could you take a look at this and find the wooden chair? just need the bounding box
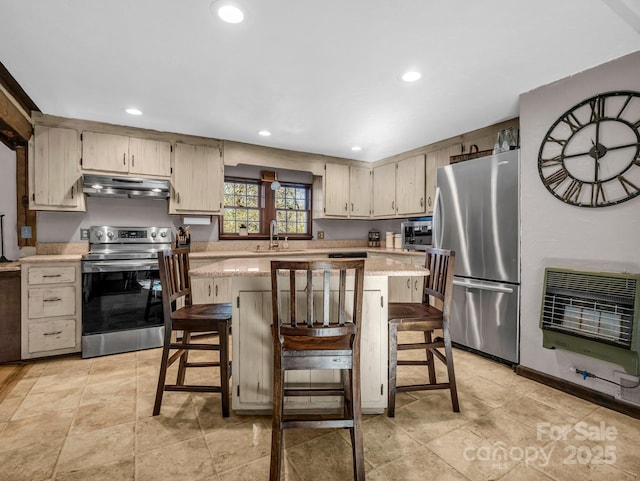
[269,259,366,481]
[387,247,459,416]
[153,248,232,417]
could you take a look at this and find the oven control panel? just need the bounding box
[89,226,173,244]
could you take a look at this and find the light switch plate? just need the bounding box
[21,226,32,239]
[80,229,90,240]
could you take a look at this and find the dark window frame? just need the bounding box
[220,176,313,240]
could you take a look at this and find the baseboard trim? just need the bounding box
[516,365,640,420]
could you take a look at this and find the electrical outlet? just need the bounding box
[80,229,90,240]
[20,226,32,239]
[317,231,324,239]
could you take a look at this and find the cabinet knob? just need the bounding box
[123,153,126,165]
[351,202,354,212]
[208,285,211,297]
[428,197,432,207]
[215,284,218,297]
[420,197,424,207]
[131,154,135,167]
[344,202,348,212]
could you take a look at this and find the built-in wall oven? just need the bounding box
[401,219,433,251]
[81,226,172,358]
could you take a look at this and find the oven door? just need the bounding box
[81,259,164,358]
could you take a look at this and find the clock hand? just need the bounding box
[562,150,592,160]
[606,141,640,152]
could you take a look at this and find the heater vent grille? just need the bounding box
[541,269,639,349]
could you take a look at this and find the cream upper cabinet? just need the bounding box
[323,163,350,216]
[372,162,397,217]
[349,165,372,218]
[81,131,171,177]
[29,125,85,211]
[170,142,223,214]
[396,154,426,216]
[425,146,457,214]
[323,163,371,218]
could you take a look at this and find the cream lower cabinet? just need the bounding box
[232,276,387,414]
[81,131,171,177]
[170,142,224,214]
[372,253,425,302]
[29,125,85,211]
[21,262,82,359]
[191,277,232,304]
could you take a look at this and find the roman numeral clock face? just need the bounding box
[538,91,640,207]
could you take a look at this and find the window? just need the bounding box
[221,177,312,239]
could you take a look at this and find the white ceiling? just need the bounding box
[1,0,639,162]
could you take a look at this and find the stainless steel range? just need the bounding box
[81,226,173,358]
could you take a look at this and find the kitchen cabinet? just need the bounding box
[169,142,224,214]
[425,146,457,214]
[372,162,397,217]
[323,163,371,218]
[21,261,82,359]
[0,269,21,362]
[396,154,426,216]
[81,131,171,177]
[232,276,387,413]
[29,125,85,211]
[191,278,232,304]
[371,252,425,302]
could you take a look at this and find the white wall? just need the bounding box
[519,50,640,396]
[0,143,18,261]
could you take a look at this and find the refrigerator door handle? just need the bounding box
[453,279,514,294]
[433,186,443,248]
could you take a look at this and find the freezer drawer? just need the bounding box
[450,277,519,364]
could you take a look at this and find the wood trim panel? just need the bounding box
[0,87,32,148]
[16,146,36,247]
[0,62,39,114]
[516,365,640,420]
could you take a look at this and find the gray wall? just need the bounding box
[0,143,18,261]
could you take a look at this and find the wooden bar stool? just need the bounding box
[153,248,232,417]
[387,247,459,416]
[269,259,366,481]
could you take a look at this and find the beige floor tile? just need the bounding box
[43,356,90,375]
[284,431,370,481]
[88,361,139,385]
[218,455,301,481]
[12,386,83,420]
[427,427,519,481]
[464,409,541,447]
[500,393,583,430]
[458,375,524,409]
[53,457,135,481]
[70,395,136,435]
[526,384,600,420]
[136,436,215,481]
[135,397,201,454]
[0,395,22,422]
[373,444,469,481]
[56,422,135,474]
[0,437,63,481]
[0,408,74,453]
[192,392,257,431]
[497,463,555,481]
[30,371,89,394]
[204,417,272,473]
[6,376,37,399]
[81,377,136,406]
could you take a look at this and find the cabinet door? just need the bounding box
[171,142,223,214]
[213,278,232,303]
[372,163,397,217]
[388,276,413,302]
[81,131,130,173]
[323,163,350,217]
[237,291,273,405]
[396,155,426,215]
[30,126,84,211]
[129,137,172,177]
[191,278,213,304]
[349,166,372,218]
[426,147,454,214]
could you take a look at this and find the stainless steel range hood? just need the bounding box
[82,174,170,199]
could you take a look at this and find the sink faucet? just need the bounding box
[269,220,279,250]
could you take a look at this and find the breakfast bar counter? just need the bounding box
[190,256,428,414]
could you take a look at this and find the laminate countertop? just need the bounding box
[190,256,428,278]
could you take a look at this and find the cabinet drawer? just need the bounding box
[27,286,76,318]
[28,318,77,353]
[27,266,76,285]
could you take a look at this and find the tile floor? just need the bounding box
[0,341,639,481]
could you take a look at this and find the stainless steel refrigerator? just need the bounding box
[433,149,520,364]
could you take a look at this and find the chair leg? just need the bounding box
[351,359,365,481]
[387,321,398,417]
[270,359,284,481]
[153,324,172,416]
[219,321,231,417]
[425,330,436,384]
[443,329,460,413]
[176,330,191,386]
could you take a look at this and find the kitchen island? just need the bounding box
[190,256,428,414]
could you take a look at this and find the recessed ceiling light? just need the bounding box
[351,146,362,151]
[217,4,244,23]
[126,108,142,115]
[258,130,271,137]
[402,71,422,82]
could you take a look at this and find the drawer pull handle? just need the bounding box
[43,297,62,302]
[43,331,63,336]
[43,274,62,278]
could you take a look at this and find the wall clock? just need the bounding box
[538,90,640,207]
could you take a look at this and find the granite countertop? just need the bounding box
[190,256,428,278]
[0,261,21,272]
[20,254,83,263]
[189,247,424,260]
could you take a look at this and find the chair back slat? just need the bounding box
[422,248,455,308]
[157,248,192,321]
[271,259,365,345]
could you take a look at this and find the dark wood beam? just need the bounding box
[0,87,32,147]
[15,146,36,247]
